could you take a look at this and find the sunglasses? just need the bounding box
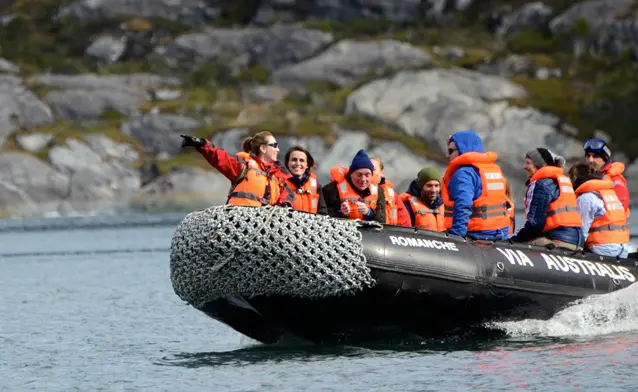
[263,142,279,148]
[447,148,458,155]
[583,138,606,151]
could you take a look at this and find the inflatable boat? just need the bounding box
[169,206,638,344]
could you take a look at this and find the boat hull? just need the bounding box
[195,223,638,344]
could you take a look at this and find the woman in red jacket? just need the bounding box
[180,131,294,207]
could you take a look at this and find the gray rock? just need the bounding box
[16,133,54,152]
[549,0,635,35]
[271,39,431,87]
[121,114,202,156]
[58,0,220,24]
[497,2,554,38]
[84,133,140,163]
[152,89,182,101]
[32,73,180,91]
[0,58,20,74]
[48,138,104,176]
[132,167,229,211]
[47,138,141,205]
[255,0,473,23]
[477,54,533,77]
[85,36,128,64]
[0,153,70,206]
[45,88,144,120]
[344,67,584,184]
[159,25,333,70]
[626,159,638,184]
[210,128,250,153]
[367,140,446,191]
[242,85,291,103]
[0,76,54,147]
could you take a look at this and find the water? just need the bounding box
[2,212,638,392]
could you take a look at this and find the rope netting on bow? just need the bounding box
[169,206,375,308]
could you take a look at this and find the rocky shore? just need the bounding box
[1,0,637,217]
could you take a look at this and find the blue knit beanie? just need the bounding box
[349,149,375,173]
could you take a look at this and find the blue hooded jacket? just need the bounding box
[403,179,444,226]
[447,130,510,240]
[511,178,584,247]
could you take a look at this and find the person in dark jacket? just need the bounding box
[323,149,386,223]
[284,146,328,215]
[511,148,584,250]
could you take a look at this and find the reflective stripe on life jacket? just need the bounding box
[227,152,280,207]
[286,171,320,214]
[575,179,629,246]
[380,181,398,225]
[602,162,630,219]
[400,193,445,231]
[337,179,378,220]
[441,152,510,232]
[527,166,582,232]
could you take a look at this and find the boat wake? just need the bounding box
[490,283,638,338]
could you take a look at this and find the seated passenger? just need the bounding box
[180,131,293,207]
[323,149,386,223]
[583,138,630,218]
[284,146,327,215]
[511,148,584,251]
[569,163,629,258]
[371,156,410,226]
[442,130,510,240]
[400,167,445,231]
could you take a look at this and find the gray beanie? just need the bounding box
[526,148,566,169]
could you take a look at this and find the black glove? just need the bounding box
[180,134,207,148]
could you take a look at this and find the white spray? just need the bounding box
[490,283,638,338]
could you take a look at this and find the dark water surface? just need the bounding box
[2,213,638,391]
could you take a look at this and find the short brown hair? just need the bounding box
[568,162,594,180]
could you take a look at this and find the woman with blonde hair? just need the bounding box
[180,131,294,207]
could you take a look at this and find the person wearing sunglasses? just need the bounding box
[511,148,584,251]
[583,138,630,218]
[283,145,327,215]
[441,130,510,240]
[568,162,629,258]
[180,131,294,208]
[323,149,387,222]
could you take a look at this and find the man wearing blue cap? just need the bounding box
[583,138,630,217]
[323,149,387,222]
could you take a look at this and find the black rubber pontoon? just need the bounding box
[170,206,638,344]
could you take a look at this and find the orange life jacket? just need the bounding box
[526,166,582,232]
[286,171,320,214]
[380,180,398,225]
[441,152,510,232]
[330,165,348,183]
[400,193,445,231]
[602,162,630,218]
[226,152,280,207]
[331,166,378,220]
[575,179,629,247]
